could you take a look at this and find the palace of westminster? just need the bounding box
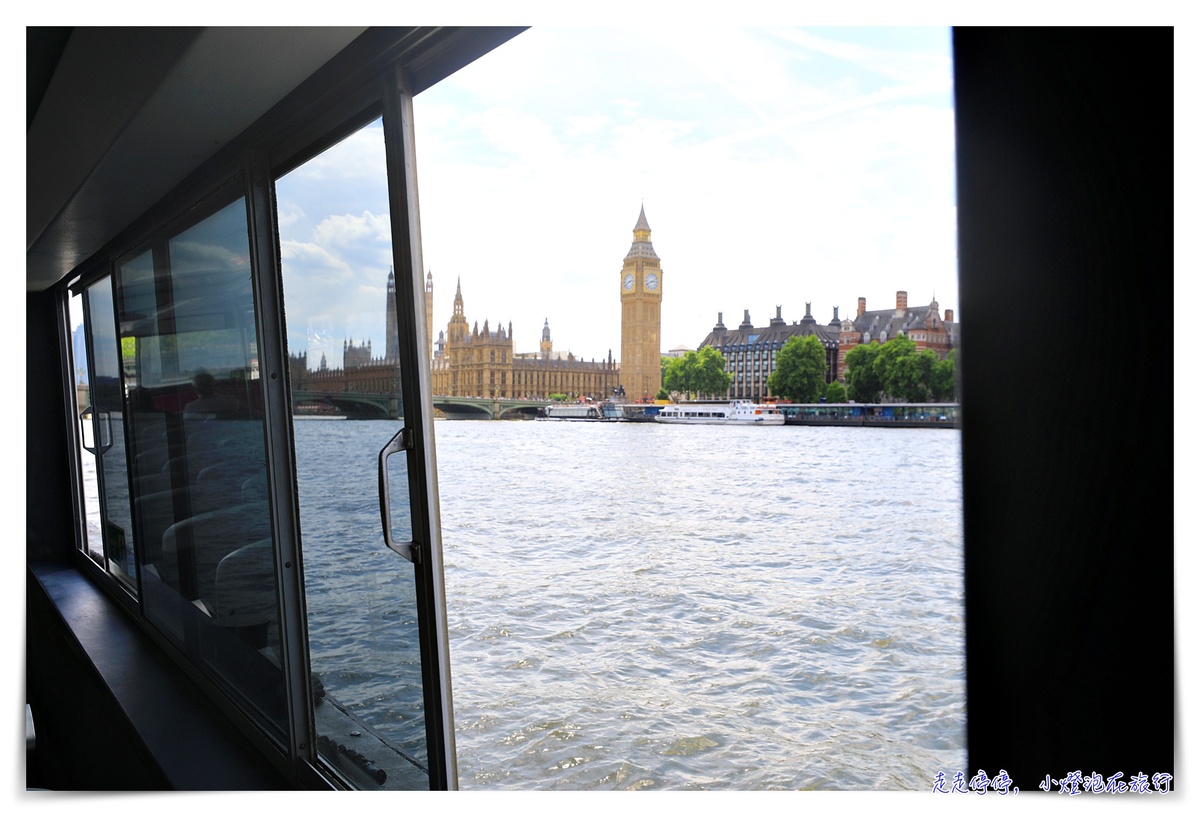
[288,206,957,403]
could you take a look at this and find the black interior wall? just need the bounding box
[954,27,1173,789]
[27,288,75,563]
[27,571,171,790]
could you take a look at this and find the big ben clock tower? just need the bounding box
[620,204,663,401]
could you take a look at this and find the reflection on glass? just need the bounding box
[68,292,104,563]
[117,197,288,744]
[386,446,414,547]
[277,118,430,789]
[83,277,138,588]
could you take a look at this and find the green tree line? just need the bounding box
[767,332,956,403]
[842,333,956,403]
[661,333,956,404]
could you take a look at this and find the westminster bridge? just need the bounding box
[291,390,551,420]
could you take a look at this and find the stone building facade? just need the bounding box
[697,303,840,401]
[430,278,618,400]
[618,205,663,401]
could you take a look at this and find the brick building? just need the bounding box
[836,291,958,379]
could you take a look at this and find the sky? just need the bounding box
[411,26,957,362]
[272,25,957,369]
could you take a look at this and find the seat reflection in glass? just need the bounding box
[183,372,241,419]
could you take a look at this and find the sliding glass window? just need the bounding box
[110,189,288,744]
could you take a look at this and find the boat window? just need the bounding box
[67,294,98,562]
[276,116,433,789]
[119,192,290,744]
[63,186,291,747]
[68,282,131,575]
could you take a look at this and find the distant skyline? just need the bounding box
[412,26,957,362]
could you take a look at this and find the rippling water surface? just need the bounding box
[432,419,964,790]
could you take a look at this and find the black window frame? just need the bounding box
[44,27,525,791]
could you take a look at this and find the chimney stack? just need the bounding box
[945,308,954,323]
[857,297,866,317]
[895,290,908,316]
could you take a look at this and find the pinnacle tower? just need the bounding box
[619,204,663,401]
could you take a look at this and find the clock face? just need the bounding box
[645,272,659,291]
[623,273,635,291]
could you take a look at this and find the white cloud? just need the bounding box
[273,27,958,365]
[279,239,355,282]
[311,211,392,250]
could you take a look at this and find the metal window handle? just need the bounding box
[378,427,418,563]
[79,406,112,455]
[79,405,96,453]
[98,410,113,454]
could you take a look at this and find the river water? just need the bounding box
[430,419,965,790]
[86,413,963,790]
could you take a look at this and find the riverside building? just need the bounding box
[291,208,662,403]
[430,277,618,400]
[698,303,840,402]
[836,291,958,380]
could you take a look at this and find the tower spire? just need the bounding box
[626,204,658,261]
[634,204,651,237]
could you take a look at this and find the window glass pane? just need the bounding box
[84,277,138,589]
[68,292,104,564]
[123,196,288,744]
[277,118,430,789]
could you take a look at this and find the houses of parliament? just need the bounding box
[289,207,664,402]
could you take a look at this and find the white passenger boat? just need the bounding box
[654,400,785,425]
[540,403,607,421]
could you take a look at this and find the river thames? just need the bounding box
[90,415,965,790]
[428,418,964,790]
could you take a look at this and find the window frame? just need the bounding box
[51,34,477,790]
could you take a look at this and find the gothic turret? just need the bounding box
[386,267,400,363]
[447,277,468,344]
[625,204,659,261]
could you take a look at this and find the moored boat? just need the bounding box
[540,403,608,421]
[654,400,784,425]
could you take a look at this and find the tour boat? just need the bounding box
[540,403,608,421]
[654,400,785,425]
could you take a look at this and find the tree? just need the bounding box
[846,334,957,403]
[767,334,827,403]
[663,347,732,399]
[824,381,847,403]
[929,349,957,402]
[874,334,927,402]
[844,342,883,403]
[691,346,733,397]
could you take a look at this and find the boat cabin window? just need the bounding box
[69,188,291,744]
[55,36,463,789]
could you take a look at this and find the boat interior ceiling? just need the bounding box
[26,26,523,293]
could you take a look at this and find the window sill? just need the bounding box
[27,561,291,790]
